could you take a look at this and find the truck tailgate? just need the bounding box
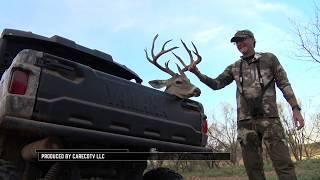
[33,52,206,146]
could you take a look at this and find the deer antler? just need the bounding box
[172,40,202,72]
[145,34,179,76]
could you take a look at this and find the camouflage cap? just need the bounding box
[230,29,255,42]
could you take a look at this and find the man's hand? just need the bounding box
[187,62,199,74]
[293,109,304,130]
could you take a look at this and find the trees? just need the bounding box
[207,103,240,166]
[292,3,320,64]
[290,2,320,159]
[304,113,320,158]
[278,103,304,161]
[278,102,320,160]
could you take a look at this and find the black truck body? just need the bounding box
[0,29,209,179]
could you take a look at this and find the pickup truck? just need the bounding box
[0,29,208,180]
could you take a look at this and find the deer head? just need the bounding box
[145,34,202,99]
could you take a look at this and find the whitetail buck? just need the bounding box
[145,34,202,99]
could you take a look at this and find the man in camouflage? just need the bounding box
[187,29,304,180]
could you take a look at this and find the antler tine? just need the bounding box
[162,39,172,51]
[191,42,198,54]
[181,40,193,63]
[191,41,202,64]
[151,34,159,58]
[146,34,179,76]
[172,52,187,68]
[179,40,202,72]
[176,63,186,76]
[164,60,172,71]
[155,39,178,59]
[144,49,152,63]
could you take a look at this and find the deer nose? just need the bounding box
[194,88,201,97]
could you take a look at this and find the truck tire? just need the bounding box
[0,159,20,180]
[143,167,183,180]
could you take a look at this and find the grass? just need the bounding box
[266,158,320,180]
[181,165,247,177]
[181,161,274,178]
[180,159,320,179]
[295,159,320,180]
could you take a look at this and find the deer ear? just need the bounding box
[149,80,167,89]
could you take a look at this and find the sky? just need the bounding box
[1,0,319,125]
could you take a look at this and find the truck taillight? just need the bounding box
[9,69,29,95]
[202,119,208,134]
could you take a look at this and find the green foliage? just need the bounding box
[296,159,320,180]
[180,159,320,179]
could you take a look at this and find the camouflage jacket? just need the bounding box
[195,52,296,121]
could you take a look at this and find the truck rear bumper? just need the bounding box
[0,116,210,152]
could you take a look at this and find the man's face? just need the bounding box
[235,37,255,55]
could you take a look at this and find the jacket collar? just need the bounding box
[241,53,262,64]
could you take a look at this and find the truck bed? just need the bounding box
[33,51,206,147]
[0,29,208,153]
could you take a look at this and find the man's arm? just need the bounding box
[272,54,304,130]
[286,96,304,130]
[189,64,234,90]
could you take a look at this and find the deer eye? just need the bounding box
[175,80,183,84]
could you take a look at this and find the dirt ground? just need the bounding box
[186,171,276,180]
[186,176,248,180]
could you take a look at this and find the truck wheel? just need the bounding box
[0,159,20,180]
[143,167,183,180]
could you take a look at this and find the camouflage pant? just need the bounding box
[237,117,297,180]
